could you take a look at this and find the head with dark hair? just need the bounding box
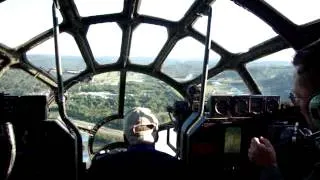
[293,40,320,73]
[292,40,320,130]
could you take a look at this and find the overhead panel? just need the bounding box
[74,0,123,17]
[27,33,86,80]
[87,23,122,65]
[0,0,62,47]
[264,0,320,25]
[193,0,277,53]
[161,37,220,82]
[246,48,295,103]
[138,0,195,21]
[130,24,168,65]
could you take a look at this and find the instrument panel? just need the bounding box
[186,95,281,178]
[207,95,280,118]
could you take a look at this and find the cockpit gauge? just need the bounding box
[215,99,229,116]
[266,97,280,113]
[250,97,263,114]
[207,95,280,118]
[233,98,249,116]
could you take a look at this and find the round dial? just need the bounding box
[215,100,229,116]
[266,99,279,113]
[251,98,263,114]
[234,99,248,116]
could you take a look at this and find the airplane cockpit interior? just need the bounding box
[1,0,320,180]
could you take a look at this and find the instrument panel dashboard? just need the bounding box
[187,95,282,178]
[207,95,280,119]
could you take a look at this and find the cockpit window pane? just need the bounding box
[162,37,220,82]
[130,24,167,65]
[87,23,122,65]
[75,0,123,17]
[0,69,50,96]
[93,121,124,153]
[138,0,195,21]
[27,33,86,80]
[193,0,277,53]
[65,72,120,123]
[0,0,62,47]
[48,102,59,120]
[125,72,183,125]
[264,0,320,25]
[246,48,295,103]
[207,70,250,97]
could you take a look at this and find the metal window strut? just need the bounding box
[52,1,83,180]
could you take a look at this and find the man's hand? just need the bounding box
[248,136,277,167]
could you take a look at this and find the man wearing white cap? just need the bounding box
[123,107,159,150]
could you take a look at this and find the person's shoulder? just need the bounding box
[149,150,180,161]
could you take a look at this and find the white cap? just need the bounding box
[123,107,159,145]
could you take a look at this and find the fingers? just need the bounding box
[252,137,260,144]
[248,136,278,166]
[248,137,267,161]
[248,137,259,161]
[248,145,255,161]
[251,137,266,149]
[259,136,272,148]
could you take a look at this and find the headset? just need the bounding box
[309,94,320,130]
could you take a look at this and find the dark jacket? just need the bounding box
[260,163,320,180]
[88,144,184,178]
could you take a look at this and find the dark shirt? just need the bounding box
[127,143,156,152]
[88,144,184,178]
[260,163,320,180]
[260,166,283,180]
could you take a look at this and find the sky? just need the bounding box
[0,0,319,60]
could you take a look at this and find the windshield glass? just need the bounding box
[138,0,195,21]
[0,0,62,47]
[193,0,276,53]
[246,48,295,103]
[1,0,318,160]
[125,72,184,124]
[264,0,320,25]
[75,0,123,17]
[27,33,87,80]
[162,37,220,82]
[0,69,50,96]
[207,70,250,96]
[65,72,120,122]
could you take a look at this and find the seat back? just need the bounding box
[10,119,78,180]
[0,95,78,180]
[88,149,183,178]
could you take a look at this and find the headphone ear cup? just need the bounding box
[153,130,159,143]
[309,94,320,125]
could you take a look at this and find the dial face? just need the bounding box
[215,100,229,116]
[266,99,279,113]
[251,98,263,114]
[234,99,248,116]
